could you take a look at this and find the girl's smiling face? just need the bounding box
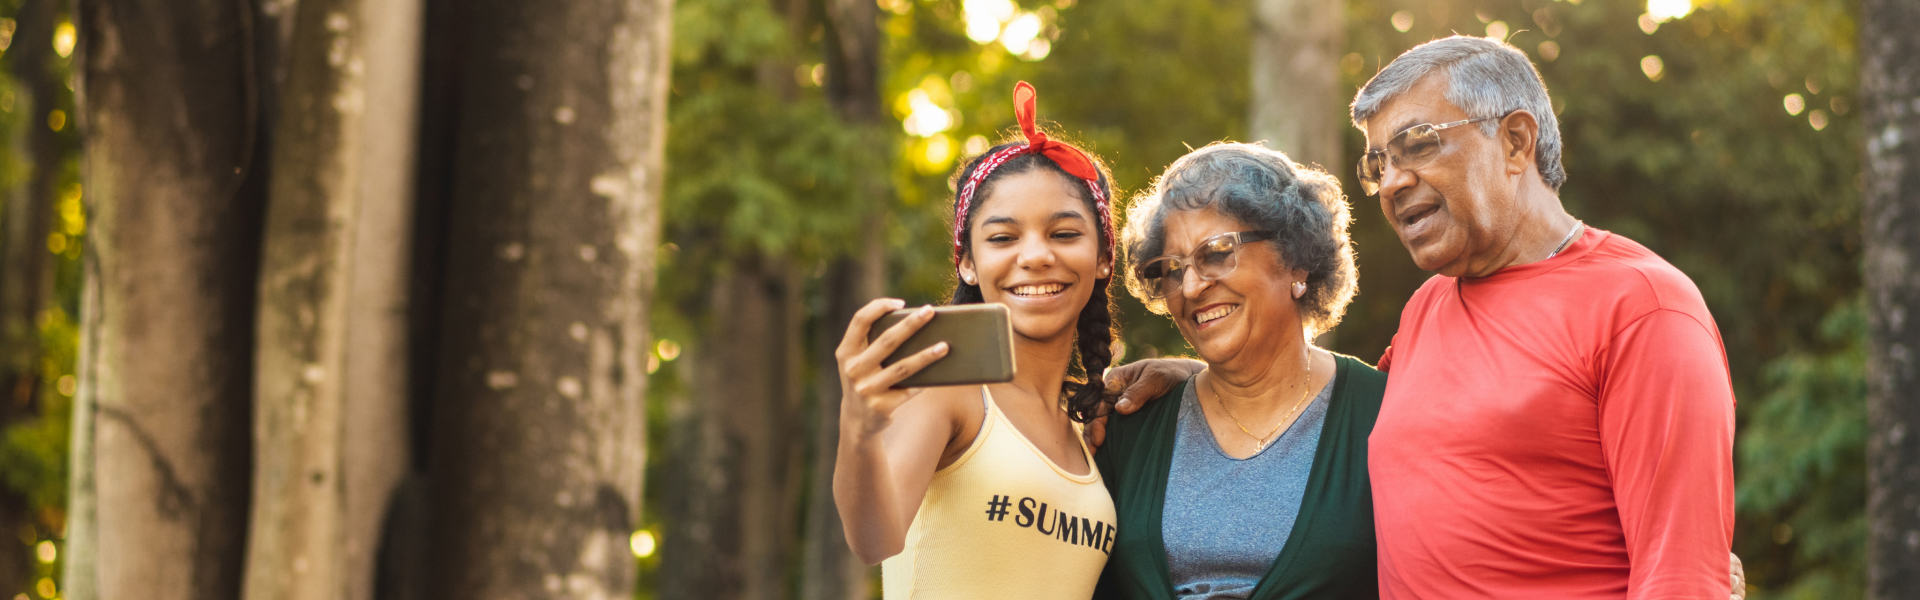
[958,170,1110,344]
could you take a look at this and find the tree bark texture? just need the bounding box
[420,0,669,596]
[0,0,59,592]
[1864,0,1920,595]
[1248,0,1343,174]
[801,247,883,600]
[659,260,808,600]
[243,0,422,597]
[799,0,887,597]
[70,0,271,598]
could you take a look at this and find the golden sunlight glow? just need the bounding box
[1784,93,1805,116]
[902,90,954,137]
[52,22,73,58]
[1647,0,1692,22]
[924,133,955,168]
[1001,12,1043,55]
[631,530,657,558]
[963,0,1015,43]
[1391,11,1414,32]
[1640,55,1664,81]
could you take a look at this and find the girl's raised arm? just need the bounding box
[831,298,962,565]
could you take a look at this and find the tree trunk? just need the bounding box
[68,0,272,598]
[0,0,59,592]
[1864,0,1920,595]
[799,1,887,597]
[800,244,883,600]
[419,0,669,595]
[1249,0,1342,348]
[242,0,422,597]
[659,259,808,600]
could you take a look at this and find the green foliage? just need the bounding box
[1738,299,1866,599]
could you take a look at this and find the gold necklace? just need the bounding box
[1206,350,1314,452]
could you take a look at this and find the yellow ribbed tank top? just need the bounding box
[882,387,1117,600]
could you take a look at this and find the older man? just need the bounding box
[1104,36,1735,598]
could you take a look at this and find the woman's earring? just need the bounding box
[1099,266,1111,278]
[1292,281,1307,298]
[963,275,977,285]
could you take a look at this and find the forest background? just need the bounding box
[0,0,1898,598]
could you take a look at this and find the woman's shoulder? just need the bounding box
[1331,354,1386,401]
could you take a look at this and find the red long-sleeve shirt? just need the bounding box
[1371,227,1735,599]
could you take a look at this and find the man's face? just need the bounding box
[1363,75,1522,277]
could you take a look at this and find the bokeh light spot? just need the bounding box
[902,90,954,137]
[964,135,989,157]
[1809,109,1829,131]
[1001,12,1043,55]
[35,541,54,563]
[1391,11,1414,32]
[1647,0,1692,22]
[52,22,73,57]
[1640,55,1665,81]
[1784,93,1805,116]
[1538,41,1561,62]
[1638,14,1659,34]
[631,530,657,558]
[1485,21,1509,40]
[656,339,681,361]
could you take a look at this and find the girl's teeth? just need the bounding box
[1014,284,1064,296]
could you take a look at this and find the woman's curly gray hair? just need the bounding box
[1121,142,1357,336]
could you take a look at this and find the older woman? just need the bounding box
[1093,143,1379,600]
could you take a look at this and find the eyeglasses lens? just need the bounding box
[1142,235,1240,300]
[1356,124,1445,196]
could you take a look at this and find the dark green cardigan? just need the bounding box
[1092,355,1385,600]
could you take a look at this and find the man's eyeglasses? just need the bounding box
[1134,231,1272,303]
[1356,115,1500,196]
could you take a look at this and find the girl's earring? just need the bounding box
[1292,281,1307,298]
[963,275,977,285]
[1099,266,1111,278]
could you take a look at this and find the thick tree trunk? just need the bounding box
[659,259,808,600]
[68,0,271,598]
[1248,0,1343,173]
[799,1,887,597]
[1249,0,1341,348]
[419,0,669,595]
[0,0,59,592]
[800,245,883,600]
[242,0,422,597]
[1864,0,1920,595]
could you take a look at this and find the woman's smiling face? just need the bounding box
[959,170,1109,344]
[1158,208,1304,369]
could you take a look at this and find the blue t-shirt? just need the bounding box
[1162,376,1331,600]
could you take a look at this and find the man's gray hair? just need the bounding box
[1351,36,1565,190]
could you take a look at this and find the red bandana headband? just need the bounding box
[953,81,1114,267]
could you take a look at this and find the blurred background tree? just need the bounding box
[0,0,1885,598]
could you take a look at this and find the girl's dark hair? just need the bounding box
[947,139,1116,424]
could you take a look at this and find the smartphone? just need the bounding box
[866,303,1016,389]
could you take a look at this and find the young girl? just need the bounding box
[833,82,1119,599]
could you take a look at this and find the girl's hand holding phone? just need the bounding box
[836,298,950,437]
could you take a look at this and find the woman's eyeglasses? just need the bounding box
[1134,231,1272,302]
[1355,115,1499,196]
